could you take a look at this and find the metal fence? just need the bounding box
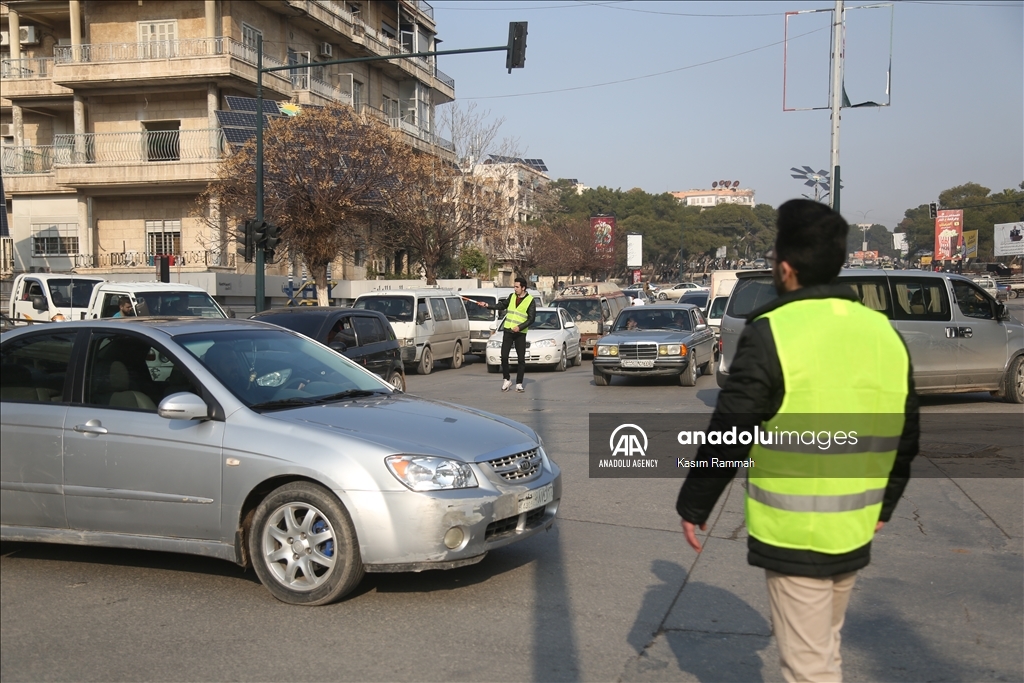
[73,250,236,269]
[1,145,56,174]
[52,129,226,165]
[0,57,52,79]
[54,37,287,72]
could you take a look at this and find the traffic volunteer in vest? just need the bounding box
[676,200,920,683]
[466,276,536,393]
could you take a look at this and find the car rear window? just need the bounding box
[352,315,386,344]
[253,312,324,339]
[462,296,497,321]
[726,276,777,318]
[353,296,414,322]
[838,276,892,318]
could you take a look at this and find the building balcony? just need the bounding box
[52,38,293,96]
[51,128,226,190]
[1,145,65,194]
[291,74,355,108]
[73,249,237,273]
[0,58,73,99]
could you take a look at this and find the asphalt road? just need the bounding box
[2,308,1022,682]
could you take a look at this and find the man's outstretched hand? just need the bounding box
[681,519,707,552]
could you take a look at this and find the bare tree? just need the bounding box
[196,103,414,304]
[378,103,522,284]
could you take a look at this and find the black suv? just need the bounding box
[251,307,406,391]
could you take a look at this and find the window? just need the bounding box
[381,21,397,40]
[382,96,399,121]
[0,331,75,403]
[890,278,951,322]
[146,220,181,258]
[32,223,79,256]
[445,297,467,320]
[352,316,385,345]
[841,277,892,317]
[417,299,430,322]
[328,317,356,348]
[952,280,994,320]
[241,23,262,51]
[353,80,363,110]
[138,20,176,59]
[288,49,310,89]
[84,333,198,411]
[429,298,450,322]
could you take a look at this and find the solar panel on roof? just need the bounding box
[215,111,278,129]
[223,128,255,145]
[224,95,281,116]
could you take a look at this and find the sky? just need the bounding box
[431,0,1023,230]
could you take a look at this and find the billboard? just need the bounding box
[591,215,615,263]
[892,232,908,255]
[626,233,642,268]
[853,250,879,260]
[962,230,979,259]
[994,222,1024,257]
[933,210,963,261]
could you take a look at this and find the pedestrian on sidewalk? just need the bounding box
[676,199,920,683]
[464,276,535,393]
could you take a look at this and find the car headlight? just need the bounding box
[386,455,479,491]
[659,344,685,356]
[597,344,618,356]
[487,339,502,348]
[401,337,415,347]
[532,338,557,348]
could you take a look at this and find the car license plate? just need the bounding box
[517,483,553,514]
[620,359,654,368]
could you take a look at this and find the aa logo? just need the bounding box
[610,424,648,457]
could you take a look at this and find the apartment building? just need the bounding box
[671,185,755,208]
[1,0,455,282]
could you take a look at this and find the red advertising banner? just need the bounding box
[591,215,615,258]
[853,250,879,260]
[933,210,963,261]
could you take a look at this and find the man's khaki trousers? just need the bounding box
[765,570,858,683]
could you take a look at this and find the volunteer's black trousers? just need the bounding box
[501,330,527,384]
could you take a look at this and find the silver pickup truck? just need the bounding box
[717,269,1024,402]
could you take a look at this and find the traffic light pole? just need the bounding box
[252,24,526,311]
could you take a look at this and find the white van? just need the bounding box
[86,281,227,319]
[459,287,543,356]
[9,273,106,322]
[353,289,470,375]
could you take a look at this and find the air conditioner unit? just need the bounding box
[319,42,333,58]
[20,26,40,45]
[0,124,14,138]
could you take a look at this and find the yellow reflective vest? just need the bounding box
[746,297,909,554]
[503,294,534,332]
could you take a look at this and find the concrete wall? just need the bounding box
[10,195,80,273]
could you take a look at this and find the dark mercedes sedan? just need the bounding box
[251,307,406,391]
[592,304,716,386]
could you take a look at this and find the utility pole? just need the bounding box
[829,0,844,213]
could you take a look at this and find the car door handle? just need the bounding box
[74,419,108,435]
[958,327,973,339]
[945,327,958,338]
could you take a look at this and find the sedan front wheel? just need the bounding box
[249,482,364,606]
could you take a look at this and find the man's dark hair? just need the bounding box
[514,276,529,289]
[775,199,848,286]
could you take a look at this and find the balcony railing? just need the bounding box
[434,67,454,90]
[305,76,354,105]
[1,57,53,79]
[53,37,287,72]
[52,129,226,165]
[1,145,56,174]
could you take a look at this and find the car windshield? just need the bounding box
[678,293,708,308]
[532,311,560,330]
[613,309,691,332]
[555,299,603,322]
[462,295,497,322]
[47,279,101,308]
[178,329,390,410]
[136,291,224,317]
[353,296,414,322]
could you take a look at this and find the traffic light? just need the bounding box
[251,220,269,247]
[506,21,528,73]
[242,219,256,263]
[264,223,282,251]
[929,203,938,220]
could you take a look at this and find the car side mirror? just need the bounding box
[416,312,427,325]
[329,340,348,353]
[226,308,236,318]
[996,303,1010,321]
[565,320,575,328]
[31,295,48,312]
[695,323,708,331]
[158,392,210,421]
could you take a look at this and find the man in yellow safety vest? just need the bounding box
[676,199,919,682]
[465,276,536,393]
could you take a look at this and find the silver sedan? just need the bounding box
[485,307,583,372]
[0,319,561,605]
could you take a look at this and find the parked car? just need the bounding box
[0,319,561,605]
[9,273,106,322]
[657,282,708,300]
[592,304,716,387]
[86,281,227,319]
[459,287,543,356]
[250,307,406,392]
[485,307,583,373]
[716,269,1024,402]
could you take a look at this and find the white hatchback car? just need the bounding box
[486,307,583,372]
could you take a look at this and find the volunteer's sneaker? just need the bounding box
[501,379,512,392]
[516,383,525,393]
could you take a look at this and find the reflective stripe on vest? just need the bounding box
[746,297,909,554]
[503,294,533,331]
